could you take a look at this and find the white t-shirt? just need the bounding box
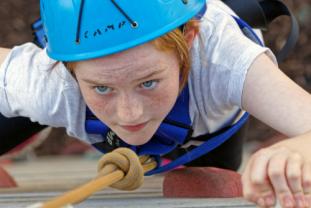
[0,0,276,144]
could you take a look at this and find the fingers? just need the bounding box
[243,148,276,207]
[250,149,273,193]
[242,146,311,208]
[242,158,260,203]
[286,153,308,207]
[302,163,311,206]
[268,151,296,207]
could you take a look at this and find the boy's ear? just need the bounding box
[183,25,198,49]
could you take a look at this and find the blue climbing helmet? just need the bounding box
[40,0,206,61]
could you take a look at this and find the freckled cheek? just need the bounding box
[145,73,179,120]
[146,89,178,118]
[94,101,116,121]
[80,89,114,119]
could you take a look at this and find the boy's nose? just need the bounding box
[116,94,144,124]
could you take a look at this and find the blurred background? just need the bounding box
[0,0,310,157]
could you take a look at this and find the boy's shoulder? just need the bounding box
[199,0,244,40]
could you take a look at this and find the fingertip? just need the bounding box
[281,195,295,208]
[264,194,276,207]
[257,197,265,207]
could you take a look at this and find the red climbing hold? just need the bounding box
[163,167,242,198]
[0,166,17,188]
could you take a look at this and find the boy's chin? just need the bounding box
[121,136,152,146]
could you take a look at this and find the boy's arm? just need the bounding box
[0,48,11,67]
[241,53,311,207]
[242,53,311,137]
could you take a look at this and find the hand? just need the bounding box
[242,145,311,208]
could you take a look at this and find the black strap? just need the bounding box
[260,0,299,62]
[222,0,299,62]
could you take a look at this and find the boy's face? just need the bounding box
[74,43,180,145]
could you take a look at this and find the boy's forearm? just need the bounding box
[0,48,11,67]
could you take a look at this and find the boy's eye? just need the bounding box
[141,80,158,90]
[94,86,112,95]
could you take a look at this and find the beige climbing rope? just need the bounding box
[30,148,157,208]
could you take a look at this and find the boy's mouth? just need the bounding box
[120,121,148,132]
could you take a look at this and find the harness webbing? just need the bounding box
[146,113,249,175]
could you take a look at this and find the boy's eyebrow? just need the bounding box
[81,68,165,85]
[135,68,165,83]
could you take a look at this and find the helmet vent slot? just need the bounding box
[75,0,85,44]
[111,0,138,29]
